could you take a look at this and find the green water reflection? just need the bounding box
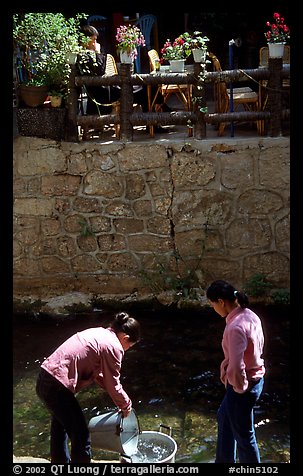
[13,305,290,463]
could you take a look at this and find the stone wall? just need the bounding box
[13,136,290,301]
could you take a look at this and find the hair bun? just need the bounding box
[116,312,129,324]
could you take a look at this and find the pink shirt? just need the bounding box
[220,307,265,394]
[41,327,131,412]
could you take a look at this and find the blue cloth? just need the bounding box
[215,378,264,463]
[36,368,91,463]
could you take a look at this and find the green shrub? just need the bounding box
[243,273,272,298]
[271,289,290,305]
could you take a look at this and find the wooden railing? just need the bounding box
[65,59,290,142]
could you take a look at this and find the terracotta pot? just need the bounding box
[18,84,48,107]
[268,43,285,58]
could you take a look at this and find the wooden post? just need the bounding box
[193,62,206,139]
[119,63,133,141]
[65,64,79,142]
[266,57,283,137]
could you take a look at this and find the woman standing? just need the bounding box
[206,280,265,463]
[36,312,140,464]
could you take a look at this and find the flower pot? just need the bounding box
[50,95,62,108]
[169,59,185,73]
[18,84,48,107]
[268,43,285,58]
[192,49,206,63]
[66,52,78,64]
[120,51,135,63]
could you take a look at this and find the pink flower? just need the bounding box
[116,25,145,61]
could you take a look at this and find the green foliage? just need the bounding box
[180,31,210,52]
[139,257,201,298]
[139,222,213,298]
[191,62,209,113]
[271,289,290,305]
[64,302,92,314]
[243,273,272,298]
[13,13,88,96]
[13,298,46,313]
[78,218,96,237]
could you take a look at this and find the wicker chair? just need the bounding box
[259,45,290,68]
[209,52,262,136]
[148,49,192,111]
[147,49,193,137]
[81,54,120,140]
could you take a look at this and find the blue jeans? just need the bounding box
[215,378,264,463]
[36,368,91,463]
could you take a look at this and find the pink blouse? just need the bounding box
[220,307,265,393]
[41,327,131,412]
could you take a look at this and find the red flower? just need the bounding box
[264,12,290,43]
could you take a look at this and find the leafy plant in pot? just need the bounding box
[48,90,64,108]
[180,31,210,63]
[13,13,87,107]
[160,35,191,72]
[116,24,145,63]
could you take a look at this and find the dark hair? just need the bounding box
[206,279,249,309]
[81,25,99,38]
[110,312,141,343]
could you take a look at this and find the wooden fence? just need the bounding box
[65,59,290,142]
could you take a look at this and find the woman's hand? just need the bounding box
[94,41,101,53]
[121,407,132,418]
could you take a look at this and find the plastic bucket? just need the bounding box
[120,427,177,463]
[88,409,139,455]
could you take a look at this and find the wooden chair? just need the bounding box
[104,54,121,138]
[209,52,262,136]
[81,54,120,140]
[147,49,193,137]
[259,45,290,68]
[81,54,144,140]
[148,49,192,111]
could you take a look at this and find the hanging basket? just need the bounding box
[169,59,185,73]
[268,43,285,58]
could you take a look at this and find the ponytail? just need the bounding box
[233,290,249,308]
[206,280,249,309]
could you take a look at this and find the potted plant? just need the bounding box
[13,13,87,106]
[48,90,64,108]
[116,24,145,63]
[264,12,290,58]
[180,31,210,63]
[160,35,191,72]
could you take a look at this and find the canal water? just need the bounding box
[13,304,290,463]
